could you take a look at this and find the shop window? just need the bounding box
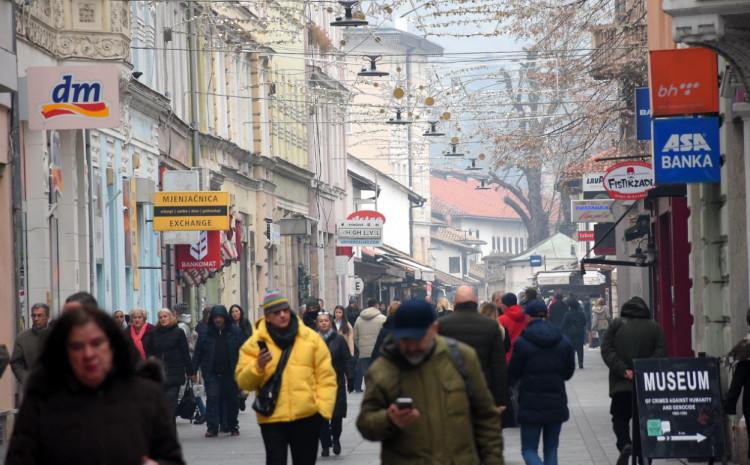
[449,257,461,274]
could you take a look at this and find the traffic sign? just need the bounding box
[634,357,725,460]
[153,191,230,231]
[351,276,364,295]
[529,255,543,267]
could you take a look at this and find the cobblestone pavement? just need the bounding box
[179,347,717,464]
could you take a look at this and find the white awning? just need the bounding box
[536,271,573,286]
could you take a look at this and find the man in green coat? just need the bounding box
[357,299,504,465]
[601,296,666,465]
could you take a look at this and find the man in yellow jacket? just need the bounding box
[236,290,337,465]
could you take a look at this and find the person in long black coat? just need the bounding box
[316,312,351,457]
[6,306,185,465]
[725,309,750,460]
[146,308,196,419]
[561,297,588,369]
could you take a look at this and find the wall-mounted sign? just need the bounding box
[583,172,605,192]
[351,276,365,295]
[347,210,386,223]
[153,191,230,231]
[603,161,655,200]
[176,231,222,271]
[27,65,120,130]
[529,255,543,267]
[652,116,720,185]
[576,231,595,242]
[336,219,383,247]
[635,87,652,141]
[634,357,725,460]
[571,199,616,223]
[594,222,616,256]
[649,48,719,117]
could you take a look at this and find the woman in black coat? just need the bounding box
[6,306,185,465]
[146,308,196,418]
[316,311,351,457]
[229,304,253,342]
[561,297,587,369]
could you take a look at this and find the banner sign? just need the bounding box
[634,357,725,460]
[347,210,386,223]
[576,231,595,242]
[650,48,719,117]
[176,231,222,271]
[571,199,616,223]
[653,117,720,185]
[153,191,230,231]
[27,65,120,130]
[635,87,652,141]
[583,172,605,192]
[603,161,655,200]
[336,219,383,247]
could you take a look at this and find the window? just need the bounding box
[515,237,520,254]
[492,237,496,250]
[475,229,480,239]
[449,257,461,274]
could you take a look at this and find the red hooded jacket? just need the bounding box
[499,304,527,362]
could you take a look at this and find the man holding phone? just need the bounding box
[357,300,504,465]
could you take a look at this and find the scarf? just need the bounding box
[130,324,148,359]
[267,316,299,350]
[318,329,335,342]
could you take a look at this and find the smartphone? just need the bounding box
[395,397,413,410]
[258,340,268,351]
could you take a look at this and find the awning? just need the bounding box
[371,246,437,283]
[433,269,477,288]
[536,271,574,286]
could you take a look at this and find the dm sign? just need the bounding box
[27,65,120,130]
[603,161,655,201]
[653,117,720,185]
[153,191,230,231]
[634,357,725,460]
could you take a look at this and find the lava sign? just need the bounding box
[603,161,655,200]
[634,357,725,460]
[653,117,720,185]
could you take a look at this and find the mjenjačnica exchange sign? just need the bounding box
[153,191,230,231]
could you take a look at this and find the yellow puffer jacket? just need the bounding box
[235,317,337,424]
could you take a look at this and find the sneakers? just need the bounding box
[321,448,330,457]
[617,444,632,465]
[333,440,341,456]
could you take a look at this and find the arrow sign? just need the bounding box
[656,433,706,443]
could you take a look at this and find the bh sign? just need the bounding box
[653,117,720,184]
[26,65,120,130]
[649,48,719,117]
[603,161,655,201]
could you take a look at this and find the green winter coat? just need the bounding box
[600,297,666,396]
[356,335,504,465]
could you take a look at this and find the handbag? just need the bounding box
[177,380,197,420]
[252,345,294,417]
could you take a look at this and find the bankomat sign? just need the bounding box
[27,65,120,130]
[653,117,720,185]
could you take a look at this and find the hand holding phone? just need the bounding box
[256,340,272,371]
[395,397,413,410]
[387,399,420,429]
[258,340,268,351]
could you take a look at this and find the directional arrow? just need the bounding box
[656,433,706,443]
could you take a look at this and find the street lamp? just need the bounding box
[358,56,389,77]
[444,142,464,157]
[465,159,481,171]
[423,121,445,137]
[386,108,412,125]
[475,179,491,190]
[330,1,368,27]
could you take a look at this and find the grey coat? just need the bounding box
[11,327,49,384]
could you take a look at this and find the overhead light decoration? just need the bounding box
[444,142,465,157]
[423,121,445,137]
[386,108,412,125]
[330,1,368,27]
[465,159,481,171]
[476,179,491,190]
[358,56,389,77]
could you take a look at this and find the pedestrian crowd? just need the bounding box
[12,285,733,465]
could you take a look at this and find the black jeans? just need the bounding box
[260,414,321,465]
[204,372,239,433]
[165,384,181,420]
[611,391,641,456]
[319,416,343,449]
[574,343,584,368]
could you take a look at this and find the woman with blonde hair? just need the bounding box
[124,308,153,360]
[436,296,452,318]
[146,308,195,418]
[591,297,611,347]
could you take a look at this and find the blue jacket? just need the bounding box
[192,306,243,375]
[509,319,575,425]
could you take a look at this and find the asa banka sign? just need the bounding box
[653,117,720,184]
[634,357,725,460]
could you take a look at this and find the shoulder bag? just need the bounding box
[252,345,294,417]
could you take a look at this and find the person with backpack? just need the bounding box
[560,296,587,369]
[235,290,337,465]
[357,299,503,465]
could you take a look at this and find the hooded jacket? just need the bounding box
[6,359,185,465]
[508,319,576,425]
[591,303,610,332]
[235,316,337,424]
[560,301,587,347]
[145,323,195,387]
[353,306,387,359]
[357,336,503,465]
[600,297,666,396]
[499,304,527,362]
[192,306,243,376]
[547,299,568,328]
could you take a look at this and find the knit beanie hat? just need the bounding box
[501,292,517,307]
[524,299,548,318]
[305,297,321,310]
[263,290,289,315]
